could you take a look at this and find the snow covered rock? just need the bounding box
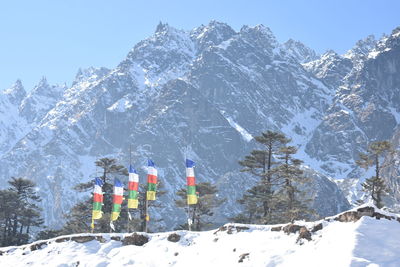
[0,205,399,266]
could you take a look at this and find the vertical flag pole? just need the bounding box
[144,192,149,233]
[186,153,191,231]
[144,158,149,233]
[92,177,104,233]
[186,158,198,231]
[185,150,192,231]
[91,219,94,234]
[145,159,157,233]
[127,145,132,233]
[187,196,191,231]
[92,157,97,234]
[110,179,123,232]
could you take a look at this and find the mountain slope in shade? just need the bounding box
[304,27,400,203]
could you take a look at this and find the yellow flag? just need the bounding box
[92,210,102,220]
[128,199,139,209]
[111,211,120,221]
[147,191,156,201]
[187,195,198,205]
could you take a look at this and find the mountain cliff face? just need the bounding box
[2,21,400,229]
[303,27,400,202]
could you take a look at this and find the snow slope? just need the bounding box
[1,206,399,267]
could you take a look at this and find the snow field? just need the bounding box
[1,212,399,267]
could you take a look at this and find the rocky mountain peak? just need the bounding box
[152,21,184,40]
[155,21,170,34]
[191,20,236,51]
[29,76,64,98]
[354,35,376,53]
[19,77,66,123]
[375,26,400,52]
[37,76,49,88]
[126,22,193,61]
[283,39,318,63]
[322,49,339,58]
[72,67,110,86]
[303,50,353,89]
[344,35,377,67]
[121,23,195,89]
[239,24,278,46]
[392,26,400,39]
[2,79,26,105]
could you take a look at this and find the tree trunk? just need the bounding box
[142,194,148,232]
[192,204,198,231]
[374,154,379,207]
[2,216,9,245]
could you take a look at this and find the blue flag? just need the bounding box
[186,159,195,168]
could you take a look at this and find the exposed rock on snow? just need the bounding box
[0,206,399,267]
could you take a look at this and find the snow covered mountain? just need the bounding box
[1,21,400,229]
[304,27,400,203]
[1,205,399,266]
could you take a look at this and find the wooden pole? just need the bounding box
[127,144,132,233]
[187,203,191,231]
[144,193,149,233]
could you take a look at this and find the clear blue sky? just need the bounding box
[1,0,399,90]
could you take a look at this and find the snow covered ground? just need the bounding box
[1,206,399,267]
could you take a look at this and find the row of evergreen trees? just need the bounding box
[0,131,398,246]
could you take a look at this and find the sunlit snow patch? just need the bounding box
[225,116,253,142]
[107,96,133,112]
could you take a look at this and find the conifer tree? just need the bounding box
[63,158,167,234]
[0,177,43,246]
[237,131,288,223]
[175,182,224,231]
[63,157,128,234]
[356,141,393,208]
[273,145,313,223]
[132,180,166,233]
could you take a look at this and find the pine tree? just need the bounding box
[273,145,313,223]
[0,177,43,246]
[132,180,167,233]
[237,131,288,223]
[175,182,224,231]
[63,157,128,234]
[62,199,93,234]
[63,158,167,234]
[0,189,18,246]
[356,140,393,208]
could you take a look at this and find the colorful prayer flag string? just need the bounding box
[147,159,157,201]
[128,165,139,209]
[111,178,124,221]
[186,159,198,205]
